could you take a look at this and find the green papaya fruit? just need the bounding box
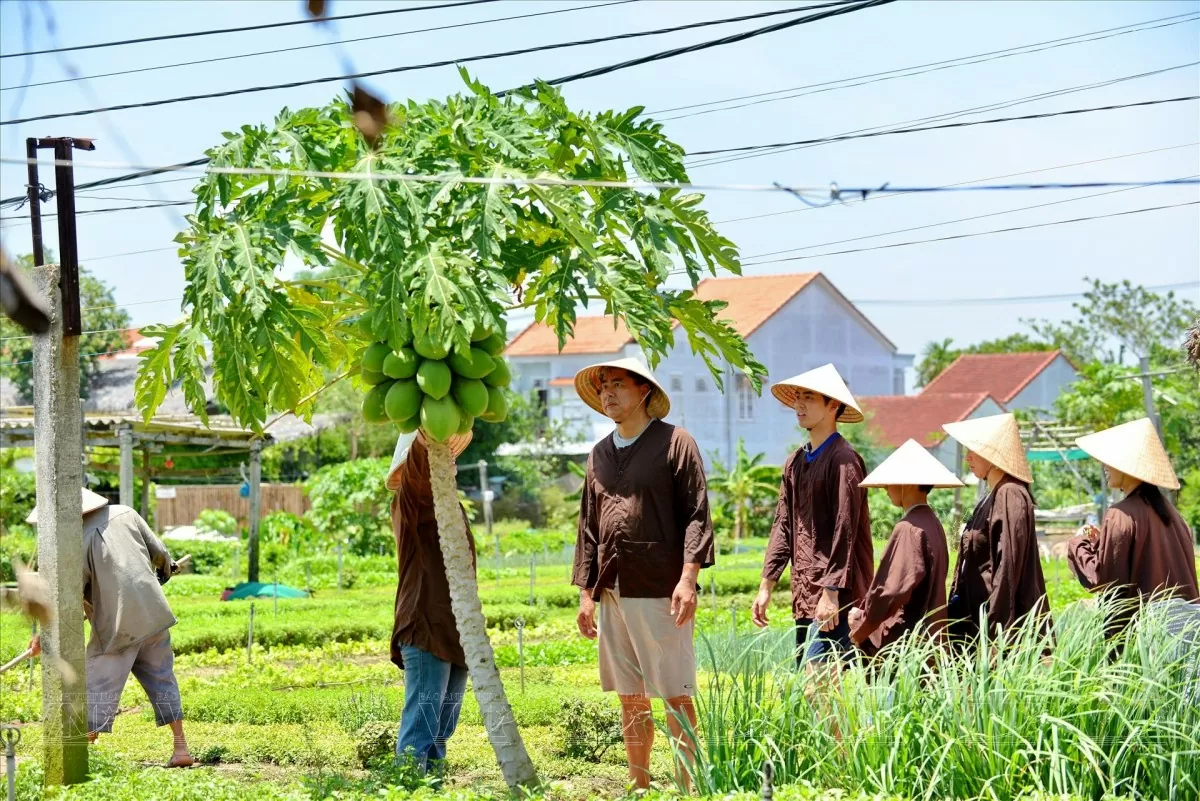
[480,386,509,423]
[361,368,388,386]
[479,333,505,357]
[420,395,461,442]
[362,342,390,374]
[355,315,375,339]
[413,331,449,360]
[483,358,511,388]
[452,377,489,418]
[396,415,420,434]
[416,359,453,400]
[448,347,495,380]
[470,321,493,342]
[456,412,474,435]
[385,379,422,423]
[361,382,392,423]
[383,346,419,379]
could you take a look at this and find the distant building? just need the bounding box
[504,272,913,468]
[920,350,1078,414]
[857,392,1007,471]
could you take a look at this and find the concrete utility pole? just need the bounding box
[247,441,263,582]
[28,136,94,786]
[1137,356,1164,441]
[118,426,135,507]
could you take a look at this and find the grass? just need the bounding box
[1,545,1191,800]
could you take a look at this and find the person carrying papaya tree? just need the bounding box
[571,357,715,791]
[387,429,475,776]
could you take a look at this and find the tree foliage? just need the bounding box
[134,71,766,431]
[709,438,780,543]
[916,333,1052,388]
[0,252,132,400]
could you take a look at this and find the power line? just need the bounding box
[739,176,1198,261]
[650,12,1199,121]
[0,1,635,92]
[686,96,1200,158]
[1,200,191,221]
[0,2,882,127]
[852,281,1199,307]
[0,0,503,60]
[711,142,1200,225]
[740,201,1199,265]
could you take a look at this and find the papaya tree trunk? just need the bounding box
[425,440,538,790]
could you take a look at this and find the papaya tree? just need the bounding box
[133,70,765,790]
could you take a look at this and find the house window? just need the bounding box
[695,376,708,393]
[735,374,754,421]
[670,373,684,393]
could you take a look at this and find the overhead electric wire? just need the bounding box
[738,200,1199,266]
[1,200,191,222]
[738,175,1198,262]
[0,1,637,92]
[0,0,503,59]
[686,95,1200,160]
[0,1,886,127]
[851,281,1198,307]
[650,11,1199,121]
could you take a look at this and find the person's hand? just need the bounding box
[28,634,40,657]
[848,606,864,631]
[751,586,772,628]
[576,591,597,639]
[670,578,698,628]
[815,587,840,632]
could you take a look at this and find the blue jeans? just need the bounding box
[397,644,469,771]
[795,615,853,666]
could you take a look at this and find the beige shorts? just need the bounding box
[597,589,696,699]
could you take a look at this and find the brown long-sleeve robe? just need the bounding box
[948,475,1050,640]
[762,434,873,620]
[1067,492,1199,604]
[851,504,949,652]
[390,437,476,669]
[572,420,715,600]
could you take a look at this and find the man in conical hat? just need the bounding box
[386,429,476,773]
[849,440,963,653]
[753,364,873,666]
[570,356,714,790]
[942,412,1050,641]
[27,487,194,767]
[1067,418,1198,627]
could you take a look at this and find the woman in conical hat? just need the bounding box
[941,413,1051,641]
[1067,418,1198,622]
[848,440,962,654]
[386,428,475,774]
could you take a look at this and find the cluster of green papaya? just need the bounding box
[359,323,511,442]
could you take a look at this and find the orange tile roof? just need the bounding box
[693,273,819,337]
[505,316,632,357]
[505,272,820,356]
[921,350,1062,403]
[548,377,575,387]
[858,392,993,448]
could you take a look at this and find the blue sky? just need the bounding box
[1,0,1197,378]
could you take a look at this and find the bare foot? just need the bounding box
[87,732,99,744]
[167,753,194,768]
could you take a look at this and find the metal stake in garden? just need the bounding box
[247,602,255,663]
[528,555,536,606]
[515,617,526,695]
[28,135,95,787]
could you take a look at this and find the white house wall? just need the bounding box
[1009,355,1078,414]
[929,396,1007,473]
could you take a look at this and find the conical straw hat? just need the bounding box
[942,412,1032,483]
[860,439,965,488]
[574,357,671,420]
[26,487,110,525]
[1075,417,1179,490]
[770,363,863,423]
[386,429,473,492]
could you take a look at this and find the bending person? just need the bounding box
[942,413,1051,642]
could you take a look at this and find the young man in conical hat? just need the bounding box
[848,439,963,653]
[386,429,476,774]
[27,488,193,767]
[942,412,1051,641]
[571,357,715,790]
[1067,418,1198,632]
[752,364,874,667]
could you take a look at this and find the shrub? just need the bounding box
[194,508,239,538]
[163,537,236,575]
[559,697,623,762]
[353,720,397,768]
[304,458,393,556]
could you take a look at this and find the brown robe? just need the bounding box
[948,475,1050,640]
[762,434,873,620]
[389,437,476,669]
[572,419,715,599]
[851,504,949,652]
[1067,492,1199,603]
